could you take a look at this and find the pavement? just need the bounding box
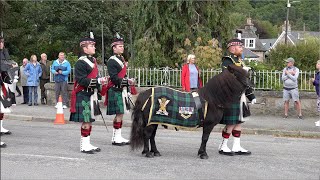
[4,94,320,138]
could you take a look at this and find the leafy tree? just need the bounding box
[176,38,222,69]
[253,20,278,39]
[268,37,320,71]
[132,1,234,67]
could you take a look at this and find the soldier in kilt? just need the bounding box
[70,35,106,154]
[103,33,130,146]
[1,36,18,148]
[218,39,256,156]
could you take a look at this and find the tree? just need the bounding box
[131,1,234,67]
[176,38,222,69]
[268,37,320,71]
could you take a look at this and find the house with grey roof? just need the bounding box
[237,18,267,62]
[268,21,320,50]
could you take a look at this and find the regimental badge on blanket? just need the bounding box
[156,97,170,116]
[179,107,194,119]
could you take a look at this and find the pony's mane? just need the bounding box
[198,65,248,108]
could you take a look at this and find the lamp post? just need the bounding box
[285,0,300,45]
[285,0,290,45]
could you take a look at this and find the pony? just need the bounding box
[130,64,252,159]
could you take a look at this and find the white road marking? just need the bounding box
[2,153,85,161]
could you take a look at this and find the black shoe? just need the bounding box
[112,142,130,146]
[92,147,101,152]
[283,115,288,119]
[219,150,235,156]
[21,102,27,104]
[234,151,252,155]
[298,115,303,119]
[0,143,7,148]
[34,103,38,106]
[28,103,32,106]
[0,131,12,135]
[16,94,21,97]
[81,150,95,154]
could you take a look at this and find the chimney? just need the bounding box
[236,30,242,39]
[245,18,254,30]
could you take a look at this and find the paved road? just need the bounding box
[1,120,319,179]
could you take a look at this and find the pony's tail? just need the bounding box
[130,90,149,151]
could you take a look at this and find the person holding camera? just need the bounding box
[51,52,71,109]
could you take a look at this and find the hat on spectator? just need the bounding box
[227,38,243,48]
[111,32,124,47]
[285,57,295,63]
[79,32,95,47]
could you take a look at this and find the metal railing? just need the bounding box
[50,66,317,91]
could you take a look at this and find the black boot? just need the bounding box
[41,98,45,105]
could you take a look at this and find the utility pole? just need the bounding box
[285,0,290,45]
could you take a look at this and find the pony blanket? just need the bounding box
[146,87,200,128]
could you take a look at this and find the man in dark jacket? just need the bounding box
[39,53,51,104]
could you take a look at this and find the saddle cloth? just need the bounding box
[147,87,200,128]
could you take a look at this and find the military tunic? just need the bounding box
[70,55,98,123]
[105,55,127,115]
[220,53,255,125]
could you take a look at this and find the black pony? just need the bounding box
[130,64,251,159]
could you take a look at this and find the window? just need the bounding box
[245,38,255,48]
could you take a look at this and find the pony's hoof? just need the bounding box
[145,152,154,158]
[199,153,209,159]
[153,152,161,157]
[141,150,148,154]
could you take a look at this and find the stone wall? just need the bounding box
[44,83,318,117]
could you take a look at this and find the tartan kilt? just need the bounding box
[106,88,124,115]
[69,92,95,123]
[220,102,243,125]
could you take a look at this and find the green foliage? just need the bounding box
[176,38,222,69]
[253,20,278,39]
[65,52,78,67]
[132,1,233,67]
[250,0,319,31]
[268,38,320,71]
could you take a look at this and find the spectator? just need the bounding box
[24,55,42,106]
[15,65,22,97]
[20,58,29,104]
[281,57,302,119]
[39,53,50,105]
[51,52,71,109]
[181,54,202,92]
[310,60,320,126]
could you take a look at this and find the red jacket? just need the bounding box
[181,63,203,92]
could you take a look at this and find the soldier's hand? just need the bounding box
[98,77,108,85]
[251,99,257,105]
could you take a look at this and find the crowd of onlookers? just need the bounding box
[18,52,71,108]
